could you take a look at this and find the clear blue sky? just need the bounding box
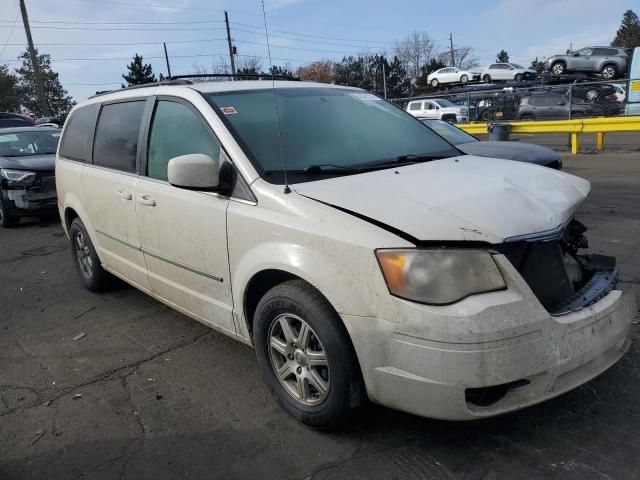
[0,0,633,101]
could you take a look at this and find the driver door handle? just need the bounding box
[136,195,156,207]
[115,189,132,200]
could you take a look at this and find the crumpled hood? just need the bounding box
[456,141,561,166]
[293,155,590,244]
[0,154,55,171]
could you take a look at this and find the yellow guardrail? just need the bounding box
[457,115,640,154]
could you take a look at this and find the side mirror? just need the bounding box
[168,153,219,189]
[573,52,580,57]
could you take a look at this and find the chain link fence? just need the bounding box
[392,78,637,123]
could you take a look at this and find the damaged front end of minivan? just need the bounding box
[497,218,618,316]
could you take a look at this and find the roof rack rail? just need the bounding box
[90,78,193,98]
[168,73,300,81]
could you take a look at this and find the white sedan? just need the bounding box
[427,67,478,87]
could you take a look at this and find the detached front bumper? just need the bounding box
[342,255,636,421]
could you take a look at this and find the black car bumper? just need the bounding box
[1,172,58,217]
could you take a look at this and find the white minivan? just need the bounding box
[56,80,636,429]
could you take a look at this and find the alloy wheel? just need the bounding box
[551,63,564,74]
[268,313,330,406]
[74,231,93,279]
[602,66,615,79]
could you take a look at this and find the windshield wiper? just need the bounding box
[358,154,448,171]
[304,164,360,174]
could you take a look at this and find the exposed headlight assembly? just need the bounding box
[376,249,506,305]
[1,169,36,187]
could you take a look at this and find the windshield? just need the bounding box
[420,119,477,145]
[205,87,459,183]
[0,130,60,157]
[433,99,455,108]
[511,64,525,69]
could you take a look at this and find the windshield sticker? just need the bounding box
[220,106,238,115]
[351,92,382,102]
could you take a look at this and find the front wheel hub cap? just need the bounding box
[268,313,330,406]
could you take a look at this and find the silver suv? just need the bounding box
[547,46,630,79]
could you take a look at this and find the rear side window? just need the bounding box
[59,105,97,161]
[93,101,145,173]
[409,102,421,111]
[146,100,220,181]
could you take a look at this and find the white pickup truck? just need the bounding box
[406,98,468,123]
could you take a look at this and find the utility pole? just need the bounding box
[224,11,236,75]
[382,62,387,99]
[19,0,49,116]
[163,42,172,78]
[449,32,455,67]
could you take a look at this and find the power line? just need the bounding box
[0,10,19,59]
[0,19,224,25]
[232,27,389,49]
[0,24,228,31]
[1,38,228,47]
[230,21,393,44]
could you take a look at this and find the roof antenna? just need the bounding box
[261,0,290,194]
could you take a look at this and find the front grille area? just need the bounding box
[498,240,576,312]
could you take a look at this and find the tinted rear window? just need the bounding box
[59,105,98,161]
[93,101,145,173]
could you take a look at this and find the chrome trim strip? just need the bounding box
[142,248,223,282]
[94,228,223,282]
[95,228,141,250]
[504,224,565,243]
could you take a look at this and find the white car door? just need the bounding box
[423,101,439,119]
[134,97,235,334]
[81,99,151,292]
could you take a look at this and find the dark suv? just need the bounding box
[546,47,630,79]
[516,92,618,120]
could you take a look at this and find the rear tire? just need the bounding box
[0,197,18,228]
[253,279,363,430]
[551,62,565,75]
[431,78,439,87]
[601,64,617,80]
[69,218,111,292]
[483,74,491,83]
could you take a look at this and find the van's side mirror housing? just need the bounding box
[168,153,220,190]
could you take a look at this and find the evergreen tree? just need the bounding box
[0,64,20,112]
[611,10,640,48]
[269,65,294,78]
[496,50,510,63]
[529,57,546,73]
[386,56,412,98]
[15,49,74,117]
[122,54,157,87]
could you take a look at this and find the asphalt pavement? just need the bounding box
[1,152,639,480]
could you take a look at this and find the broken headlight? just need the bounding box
[1,169,36,187]
[376,249,506,305]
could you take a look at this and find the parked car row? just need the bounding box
[427,46,633,90]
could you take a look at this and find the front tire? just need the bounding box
[431,78,439,87]
[551,62,565,75]
[253,279,362,430]
[514,73,523,81]
[69,218,111,292]
[460,74,468,83]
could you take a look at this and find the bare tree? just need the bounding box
[393,32,435,81]
[453,46,479,69]
[296,60,336,83]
